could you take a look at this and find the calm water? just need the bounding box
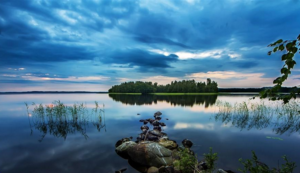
[0,94,299,173]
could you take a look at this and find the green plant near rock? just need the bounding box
[239,151,296,173]
[174,148,198,173]
[203,147,218,173]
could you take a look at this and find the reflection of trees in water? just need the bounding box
[25,101,106,142]
[108,94,218,107]
[215,100,300,135]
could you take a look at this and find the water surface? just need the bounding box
[0,93,299,173]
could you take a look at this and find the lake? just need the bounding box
[0,93,299,173]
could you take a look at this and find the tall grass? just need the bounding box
[25,100,105,142]
[215,99,300,134]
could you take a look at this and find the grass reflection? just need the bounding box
[25,101,105,142]
[215,100,300,135]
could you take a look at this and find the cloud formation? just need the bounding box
[0,0,299,91]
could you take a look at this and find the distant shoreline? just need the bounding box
[108,92,260,95]
[0,92,261,95]
[0,91,108,94]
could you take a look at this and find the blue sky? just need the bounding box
[0,0,300,91]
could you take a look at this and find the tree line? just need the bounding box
[108,79,218,94]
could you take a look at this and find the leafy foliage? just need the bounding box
[108,79,218,93]
[203,147,218,173]
[174,148,198,173]
[239,151,296,173]
[261,34,300,104]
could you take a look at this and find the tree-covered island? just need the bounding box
[108,78,218,94]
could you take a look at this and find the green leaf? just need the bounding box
[291,47,298,54]
[273,77,282,84]
[268,51,272,55]
[273,47,278,52]
[286,53,294,60]
[280,67,288,74]
[281,74,288,81]
[281,54,287,61]
[286,59,296,69]
[286,42,293,50]
[276,39,283,44]
[279,44,285,51]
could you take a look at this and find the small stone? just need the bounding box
[155,116,162,120]
[153,126,162,131]
[160,122,166,126]
[115,168,127,173]
[158,166,175,173]
[158,138,178,150]
[147,166,159,173]
[152,120,160,126]
[182,139,193,148]
[141,125,149,130]
[154,111,162,116]
[198,160,208,171]
[115,138,131,148]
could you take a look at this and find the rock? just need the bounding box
[147,166,159,173]
[149,129,164,137]
[155,116,162,120]
[154,111,162,116]
[182,139,193,148]
[137,133,146,141]
[128,159,148,173]
[141,125,150,130]
[217,169,236,173]
[142,129,148,134]
[152,120,160,126]
[115,138,131,148]
[115,141,137,159]
[217,169,229,173]
[160,122,166,126]
[115,168,127,173]
[198,160,208,171]
[147,118,155,124]
[146,133,160,141]
[158,166,175,173]
[127,141,173,168]
[158,138,178,150]
[153,126,162,131]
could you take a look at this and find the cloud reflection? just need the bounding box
[174,123,214,130]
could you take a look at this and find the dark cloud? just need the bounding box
[134,35,190,48]
[101,49,178,72]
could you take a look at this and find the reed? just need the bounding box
[25,100,106,141]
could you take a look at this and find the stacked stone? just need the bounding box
[115,111,198,173]
[137,111,167,142]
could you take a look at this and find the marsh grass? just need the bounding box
[26,100,105,142]
[215,99,300,134]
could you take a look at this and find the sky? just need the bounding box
[0,0,300,92]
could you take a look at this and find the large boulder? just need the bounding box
[126,141,173,168]
[115,141,137,159]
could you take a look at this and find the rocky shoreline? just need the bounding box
[115,111,233,173]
